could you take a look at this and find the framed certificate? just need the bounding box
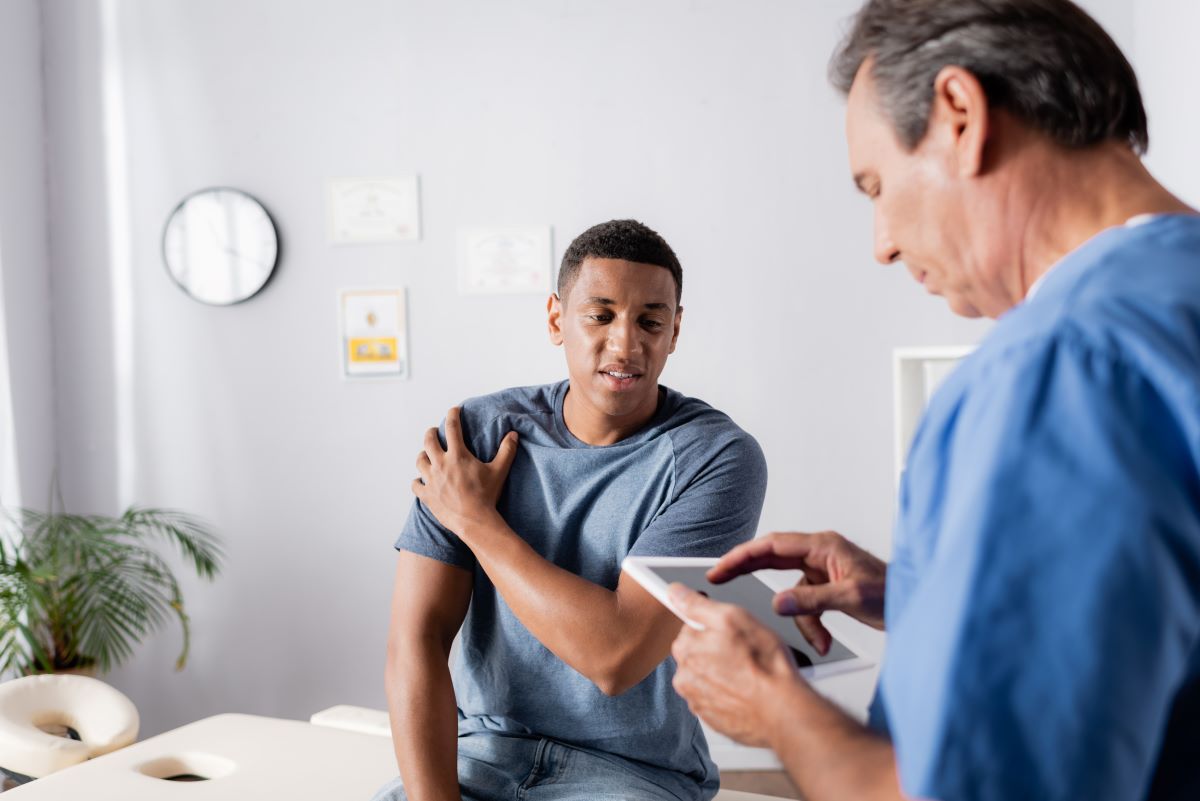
[328,177,420,243]
[457,225,553,295]
[339,288,409,379]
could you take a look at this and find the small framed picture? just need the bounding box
[328,177,420,243]
[339,288,409,379]
[457,225,553,295]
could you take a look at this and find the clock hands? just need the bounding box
[223,247,270,272]
[202,216,268,271]
[165,188,277,304]
[204,214,230,251]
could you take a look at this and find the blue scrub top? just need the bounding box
[874,215,1200,801]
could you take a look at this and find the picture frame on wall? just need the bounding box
[456,225,553,295]
[327,177,421,243]
[339,288,409,380]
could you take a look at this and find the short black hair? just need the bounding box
[558,220,683,305]
[829,0,1148,155]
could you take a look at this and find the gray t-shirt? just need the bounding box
[396,380,768,796]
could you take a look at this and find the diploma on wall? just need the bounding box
[327,177,421,243]
[456,225,553,295]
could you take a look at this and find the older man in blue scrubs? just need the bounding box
[669,2,1200,800]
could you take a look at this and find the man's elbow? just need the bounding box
[385,630,453,685]
[384,636,409,699]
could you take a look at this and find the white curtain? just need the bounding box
[0,254,21,511]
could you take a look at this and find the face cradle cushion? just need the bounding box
[0,674,139,780]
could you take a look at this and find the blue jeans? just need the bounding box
[370,732,704,801]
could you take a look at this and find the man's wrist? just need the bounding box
[457,508,506,543]
[760,661,822,755]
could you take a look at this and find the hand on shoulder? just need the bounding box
[413,406,519,539]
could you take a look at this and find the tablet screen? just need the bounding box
[652,566,859,667]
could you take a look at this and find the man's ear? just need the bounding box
[930,65,990,178]
[668,306,683,354]
[547,293,564,345]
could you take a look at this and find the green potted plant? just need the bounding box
[0,506,223,675]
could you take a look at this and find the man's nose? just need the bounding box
[606,318,643,354]
[874,213,900,265]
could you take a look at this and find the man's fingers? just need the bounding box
[793,614,832,656]
[410,477,424,498]
[672,652,717,703]
[671,623,700,664]
[798,562,831,587]
[667,582,706,620]
[444,407,465,453]
[423,426,445,463]
[667,582,725,629]
[491,430,519,472]
[707,538,796,583]
[772,583,840,617]
[416,455,433,485]
[707,532,824,583]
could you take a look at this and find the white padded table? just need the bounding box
[0,712,787,800]
[1,713,395,799]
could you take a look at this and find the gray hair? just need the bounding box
[830,0,1148,154]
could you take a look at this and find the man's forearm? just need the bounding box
[387,644,461,801]
[766,677,903,801]
[460,515,660,694]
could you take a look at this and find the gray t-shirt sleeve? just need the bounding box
[396,496,476,571]
[628,430,768,558]
[394,409,494,572]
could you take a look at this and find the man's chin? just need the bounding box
[589,384,657,419]
[945,294,984,318]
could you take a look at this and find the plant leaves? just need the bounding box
[0,505,223,673]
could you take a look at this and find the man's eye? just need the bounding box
[586,314,612,322]
[641,319,664,330]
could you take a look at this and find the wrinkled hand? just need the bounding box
[413,406,519,537]
[669,584,803,748]
[708,531,887,655]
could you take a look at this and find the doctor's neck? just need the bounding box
[1012,138,1195,299]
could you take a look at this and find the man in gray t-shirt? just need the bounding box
[374,220,767,801]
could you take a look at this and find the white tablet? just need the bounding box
[622,556,874,680]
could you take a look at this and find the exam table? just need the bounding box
[0,706,790,800]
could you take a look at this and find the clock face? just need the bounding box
[162,188,279,305]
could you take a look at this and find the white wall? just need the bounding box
[37,0,987,737]
[1132,0,1200,207]
[27,0,1165,741]
[0,0,56,511]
